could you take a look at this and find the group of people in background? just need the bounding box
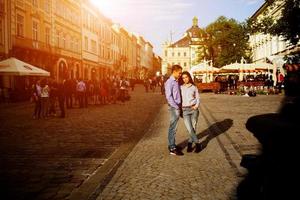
[143,76,166,95]
[31,76,133,119]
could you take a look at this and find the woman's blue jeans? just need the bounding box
[182,107,199,143]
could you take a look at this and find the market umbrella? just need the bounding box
[190,64,220,74]
[0,57,50,76]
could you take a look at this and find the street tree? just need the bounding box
[196,16,251,68]
[247,0,300,45]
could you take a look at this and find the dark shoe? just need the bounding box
[187,143,193,152]
[194,143,202,153]
[170,148,184,156]
[175,145,183,151]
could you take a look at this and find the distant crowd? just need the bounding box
[28,75,168,119]
[31,76,134,119]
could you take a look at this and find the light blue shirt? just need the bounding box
[165,75,181,109]
[180,84,200,107]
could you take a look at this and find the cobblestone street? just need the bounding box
[96,93,283,200]
[0,85,165,200]
[0,87,284,200]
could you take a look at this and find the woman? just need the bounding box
[32,80,42,119]
[40,79,50,119]
[180,71,202,153]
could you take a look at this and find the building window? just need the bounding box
[178,52,181,57]
[84,36,88,51]
[45,0,50,13]
[54,30,58,46]
[59,32,63,48]
[74,39,78,52]
[184,62,187,67]
[16,14,24,37]
[0,19,3,44]
[164,50,167,57]
[172,52,174,57]
[62,34,66,48]
[70,38,74,51]
[91,40,96,53]
[32,21,38,41]
[45,27,50,45]
[65,35,70,50]
[184,52,187,57]
[32,0,38,7]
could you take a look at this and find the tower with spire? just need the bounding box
[161,17,207,75]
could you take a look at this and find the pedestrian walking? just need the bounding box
[40,79,50,119]
[48,79,58,116]
[57,80,66,118]
[76,78,86,108]
[164,65,183,156]
[32,80,42,119]
[119,77,127,104]
[180,71,202,153]
[65,79,73,108]
[159,76,165,95]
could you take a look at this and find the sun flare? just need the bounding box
[90,0,118,15]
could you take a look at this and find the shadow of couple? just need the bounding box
[176,118,233,153]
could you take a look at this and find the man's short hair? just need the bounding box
[171,65,182,72]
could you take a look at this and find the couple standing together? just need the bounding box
[165,65,202,156]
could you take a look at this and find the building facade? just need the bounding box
[0,0,156,90]
[162,17,207,75]
[53,0,82,81]
[81,0,99,80]
[249,0,299,63]
[152,54,162,76]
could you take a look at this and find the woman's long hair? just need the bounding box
[180,71,195,85]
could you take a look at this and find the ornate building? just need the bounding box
[0,0,157,90]
[162,17,207,75]
[52,0,82,81]
[81,0,99,80]
[249,0,299,63]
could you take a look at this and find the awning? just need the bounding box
[190,63,220,74]
[0,57,50,76]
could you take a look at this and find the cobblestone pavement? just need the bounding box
[0,85,165,200]
[97,93,283,200]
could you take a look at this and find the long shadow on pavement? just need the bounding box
[177,119,233,152]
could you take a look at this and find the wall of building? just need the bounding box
[0,0,155,89]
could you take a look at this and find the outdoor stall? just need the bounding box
[190,63,225,92]
[0,57,50,102]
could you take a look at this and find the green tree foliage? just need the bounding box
[248,0,300,45]
[197,16,251,68]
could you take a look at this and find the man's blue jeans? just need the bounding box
[168,106,180,150]
[182,107,199,143]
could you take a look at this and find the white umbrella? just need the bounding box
[190,63,220,73]
[0,57,50,76]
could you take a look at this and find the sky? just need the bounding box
[90,0,265,56]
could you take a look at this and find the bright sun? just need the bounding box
[90,0,116,15]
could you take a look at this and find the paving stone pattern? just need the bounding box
[0,85,165,200]
[97,93,283,200]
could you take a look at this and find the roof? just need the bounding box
[186,25,204,38]
[250,1,269,19]
[170,37,190,47]
[169,17,206,48]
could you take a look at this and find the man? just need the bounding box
[57,79,66,118]
[165,65,184,156]
[76,78,86,108]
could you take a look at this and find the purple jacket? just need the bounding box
[164,75,181,109]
